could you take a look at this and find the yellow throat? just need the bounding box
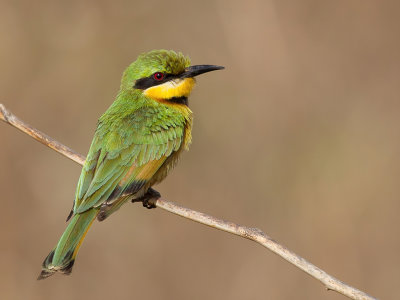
[143,78,195,100]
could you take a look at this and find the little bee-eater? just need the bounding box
[38,50,223,279]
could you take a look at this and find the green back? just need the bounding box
[73,50,192,214]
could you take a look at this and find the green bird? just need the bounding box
[38,50,223,279]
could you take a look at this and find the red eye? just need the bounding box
[153,72,164,81]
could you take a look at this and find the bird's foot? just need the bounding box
[132,188,160,209]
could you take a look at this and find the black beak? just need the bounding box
[181,65,224,78]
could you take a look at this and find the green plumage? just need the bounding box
[38,50,223,279]
[74,97,189,213]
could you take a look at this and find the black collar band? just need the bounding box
[168,96,188,105]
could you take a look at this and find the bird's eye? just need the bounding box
[153,72,164,81]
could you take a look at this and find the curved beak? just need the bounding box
[181,65,224,78]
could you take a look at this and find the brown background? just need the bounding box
[1,1,399,299]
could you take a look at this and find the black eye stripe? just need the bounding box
[134,73,179,89]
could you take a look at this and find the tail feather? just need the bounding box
[38,208,99,280]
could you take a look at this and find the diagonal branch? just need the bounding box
[0,103,377,300]
[0,104,85,165]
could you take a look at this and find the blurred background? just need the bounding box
[1,1,399,299]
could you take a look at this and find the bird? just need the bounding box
[38,50,224,279]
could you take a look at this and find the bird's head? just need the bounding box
[120,50,224,103]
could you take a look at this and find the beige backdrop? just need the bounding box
[1,1,399,299]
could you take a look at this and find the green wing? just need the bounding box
[72,106,187,215]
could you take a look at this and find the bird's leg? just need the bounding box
[132,187,160,209]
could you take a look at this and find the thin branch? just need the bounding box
[0,104,85,165]
[0,103,377,300]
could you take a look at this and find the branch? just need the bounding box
[0,103,377,300]
[0,104,85,165]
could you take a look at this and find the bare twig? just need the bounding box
[0,104,85,165]
[0,103,377,300]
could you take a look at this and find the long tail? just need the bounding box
[38,208,99,280]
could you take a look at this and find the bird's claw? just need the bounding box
[132,188,160,209]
